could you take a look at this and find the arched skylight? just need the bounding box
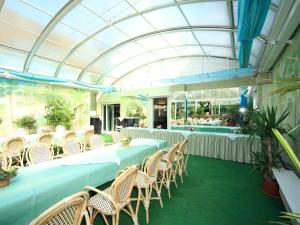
[0,0,282,89]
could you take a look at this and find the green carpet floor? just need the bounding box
[92,156,284,225]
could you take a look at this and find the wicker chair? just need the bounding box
[111,131,121,143]
[26,143,60,165]
[62,138,83,156]
[89,134,105,150]
[134,150,163,224]
[0,152,12,170]
[37,133,54,148]
[3,137,25,167]
[30,191,90,225]
[84,165,139,225]
[83,129,94,151]
[158,143,181,198]
[63,131,77,141]
[176,138,189,183]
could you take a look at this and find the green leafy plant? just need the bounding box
[252,145,283,180]
[247,106,292,180]
[273,129,300,171]
[270,212,300,225]
[0,167,18,180]
[44,99,75,130]
[15,115,37,133]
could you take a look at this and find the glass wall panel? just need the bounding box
[161,31,198,46]
[81,71,100,84]
[128,0,173,12]
[136,36,169,50]
[143,6,187,29]
[59,65,82,80]
[115,16,154,37]
[0,46,26,70]
[0,21,38,51]
[261,9,276,36]
[181,2,230,26]
[194,31,231,46]
[28,57,58,77]
[171,88,241,126]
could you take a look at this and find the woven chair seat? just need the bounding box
[159,161,171,171]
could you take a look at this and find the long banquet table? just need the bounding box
[0,138,167,225]
[121,128,261,164]
[171,125,241,134]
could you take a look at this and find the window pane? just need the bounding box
[118,43,146,57]
[181,2,230,26]
[261,10,276,36]
[0,21,38,51]
[251,38,264,57]
[128,0,173,12]
[22,0,68,16]
[115,16,154,37]
[81,71,100,84]
[143,6,187,30]
[174,46,204,56]
[37,40,71,61]
[194,31,231,46]
[0,46,26,70]
[0,0,51,34]
[153,48,179,58]
[59,65,81,80]
[202,46,232,58]
[161,31,198,46]
[94,27,129,46]
[28,57,58,77]
[136,35,170,50]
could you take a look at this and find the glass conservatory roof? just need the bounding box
[0,0,283,90]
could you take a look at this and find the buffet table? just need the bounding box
[0,139,167,225]
[121,128,261,164]
[171,125,241,134]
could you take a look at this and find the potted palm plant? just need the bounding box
[248,106,292,197]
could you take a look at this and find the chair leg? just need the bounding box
[116,211,120,225]
[112,215,116,225]
[184,154,189,176]
[165,169,171,198]
[135,187,142,217]
[128,203,139,225]
[153,181,163,208]
[145,187,150,224]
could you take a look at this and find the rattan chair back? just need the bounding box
[89,134,104,150]
[145,150,163,178]
[27,144,52,165]
[38,133,53,147]
[84,129,94,143]
[179,138,189,154]
[63,139,81,155]
[167,143,180,163]
[112,165,138,203]
[3,137,24,158]
[63,131,77,141]
[111,131,121,143]
[30,191,89,225]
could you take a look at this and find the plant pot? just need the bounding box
[122,143,129,148]
[0,177,10,188]
[263,179,279,198]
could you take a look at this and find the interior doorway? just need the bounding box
[153,98,168,129]
[102,104,120,131]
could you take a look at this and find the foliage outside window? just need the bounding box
[44,98,75,130]
[15,115,37,134]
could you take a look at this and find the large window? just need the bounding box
[171,88,241,126]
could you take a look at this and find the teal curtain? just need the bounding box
[237,0,271,68]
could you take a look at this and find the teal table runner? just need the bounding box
[0,139,167,225]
